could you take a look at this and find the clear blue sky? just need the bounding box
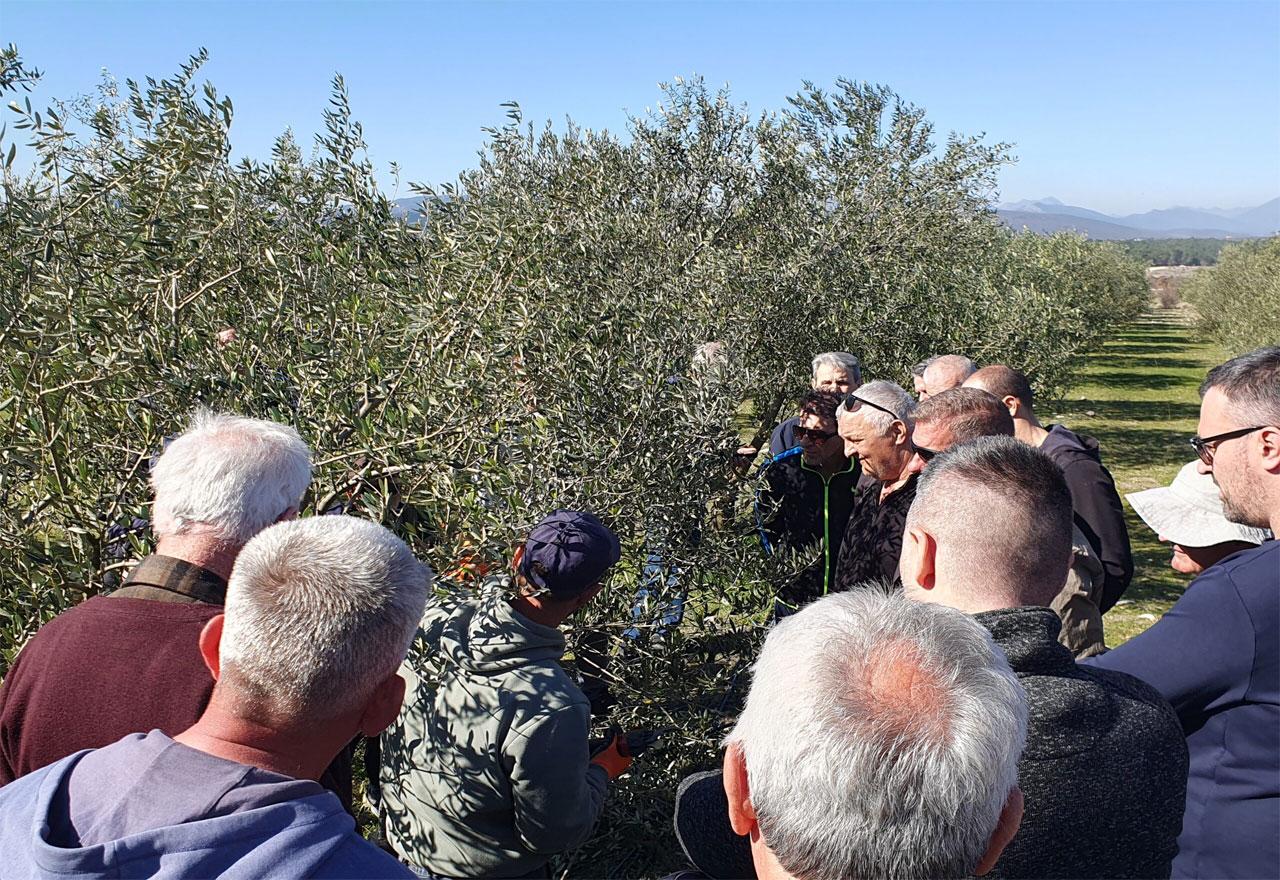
[5,0,1278,214]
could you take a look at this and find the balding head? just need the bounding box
[964,366,1035,419]
[921,355,977,399]
[901,436,1074,611]
[725,589,1026,879]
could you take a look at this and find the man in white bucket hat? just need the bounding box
[1126,461,1271,576]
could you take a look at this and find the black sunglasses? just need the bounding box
[842,393,899,420]
[1189,425,1266,465]
[914,445,941,462]
[794,426,838,442]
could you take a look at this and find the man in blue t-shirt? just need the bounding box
[1088,345,1280,880]
[0,516,430,879]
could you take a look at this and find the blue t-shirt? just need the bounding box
[1088,540,1279,879]
[0,730,414,879]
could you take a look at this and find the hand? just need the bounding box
[589,733,633,780]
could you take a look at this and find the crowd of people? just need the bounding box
[0,343,1276,880]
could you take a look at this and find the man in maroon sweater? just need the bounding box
[0,411,312,788]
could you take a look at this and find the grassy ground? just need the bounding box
[1047,304,1227,646]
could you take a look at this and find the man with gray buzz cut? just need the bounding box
[767,350,863,455]
[0,515,429,877]
[921,353,977,399]
[668,589,1027,880]
[902,436,1188,879]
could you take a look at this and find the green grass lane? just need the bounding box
[1048,305,1227,646]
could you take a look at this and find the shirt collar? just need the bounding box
[118,554,228,605]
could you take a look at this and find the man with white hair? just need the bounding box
[0,411,313,788]
[669,589,1027,880]
[831,380,918,591]
[767,351,863,455]
[903,437,1188,878]
[1089,346,1280,879]
[0,516,427,877]
[921,353,977,399]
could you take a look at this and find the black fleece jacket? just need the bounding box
[1040,425,1133,611]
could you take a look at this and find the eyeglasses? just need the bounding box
[1189,425,1267,465]
[794,426,837,442]
[913,445,941,462]
[842,393,899,421]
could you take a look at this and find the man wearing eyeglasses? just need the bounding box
[1088,345,1280,880]
[831,381,919,592]
[756,391,859,616]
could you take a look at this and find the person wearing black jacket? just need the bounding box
[966,365,1134,610]
[756,391,858,615]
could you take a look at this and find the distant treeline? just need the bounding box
[1118,238,1232,267]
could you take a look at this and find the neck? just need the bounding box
[882,449,914,488]
[174,694,351,781]
[508,594,567,628]
[752,840,798,880]
[806,453,848,478]
[155,534,242,582]
[1015,418,1048,447]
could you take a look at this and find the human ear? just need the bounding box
[723,743,757,838]
[1257,426,1280,473]
[359,672,408,737]
[197,614,225,679]
[901,527,936,593]
[975,786,1023,876]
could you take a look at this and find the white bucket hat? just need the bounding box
[1126,461,1273,548]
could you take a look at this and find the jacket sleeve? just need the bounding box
[507,704,609,855]
[1062,458,1133,612]
[1086,563,1252,727]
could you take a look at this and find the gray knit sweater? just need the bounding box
[977,607,1188,879]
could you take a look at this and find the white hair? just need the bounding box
[150,410,312,546]
[811,351,863,386]
[726,590,1027,880]
[837,379,917,433]
[219,516,430,722]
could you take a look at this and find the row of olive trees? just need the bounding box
[0,50,1146,875]
[1181,237,1280,354]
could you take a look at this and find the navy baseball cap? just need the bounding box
[519,510,621,598]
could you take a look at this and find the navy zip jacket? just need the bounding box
[1088,540,1279,879]
[756,448,859,611]
[1040,425,1133,611]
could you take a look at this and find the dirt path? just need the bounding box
[1049,305,1227,645]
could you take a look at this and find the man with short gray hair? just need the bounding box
[0,516,427,877]
[670,589,1027,880]
[832,380,918,591]
[921,353,977,399]
[0,411,315,789]
[903,437,1188,878]
[767,351,863,455]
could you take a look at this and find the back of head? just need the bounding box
[839,380,917,433]
[915,388,1015,442]
[910,356,939,379]
[966,365,1034,412]
[811,351,863,386]
[150,411,312,546]
[908,436,1073,607]
[219,516,430,724]
[923,355,978,393]
[1201,345,1280,426]
[727,590,1027,880]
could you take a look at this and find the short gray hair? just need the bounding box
[1201,345,1280,425]
[838,379,916,433]
[811,351,863,386]
[924,354,978,390]
[220,516,430,722]
[727,590,1026,880]
[150,411,311,545]
[908,436,1073,606]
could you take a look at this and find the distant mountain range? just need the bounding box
[997,197,1279,240]
[393,194,1279,240]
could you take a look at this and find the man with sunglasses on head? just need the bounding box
[831,380,918,592]
[1087,346,1280,880]
[756,391,859,616]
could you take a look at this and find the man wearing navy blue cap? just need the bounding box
[380,510,627,879]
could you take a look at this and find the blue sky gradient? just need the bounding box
[5,0,1278,214]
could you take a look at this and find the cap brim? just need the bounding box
[673,770,757,880]
[1126,487,1272,548]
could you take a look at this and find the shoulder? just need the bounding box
[313,835,415,879]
